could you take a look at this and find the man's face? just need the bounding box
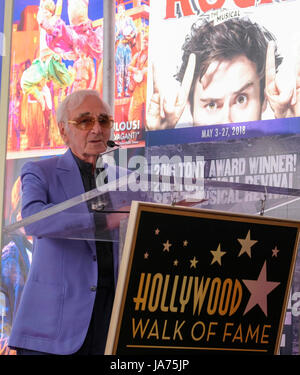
[59,95,111,163]
[192,55,266,126]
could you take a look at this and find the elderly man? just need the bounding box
[9,89,124,355]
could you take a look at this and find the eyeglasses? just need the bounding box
[68,113,114,130]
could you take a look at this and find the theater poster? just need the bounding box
[6,0,149,159]
[146,0,300,133]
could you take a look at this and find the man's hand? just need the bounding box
[146,53,196,130]
[265,41,296,118]
[292,37,300,116]
[106,206,130,230]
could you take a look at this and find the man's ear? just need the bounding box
[58,121,69,145]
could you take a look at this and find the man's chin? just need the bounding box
[87,141,107,154]
[87,148,106,154]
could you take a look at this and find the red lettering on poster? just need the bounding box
[233,0,255,7]
[259,0,274,3]
[165,0,194,19]
[198,0,225,13]
[233,0,273,6]
[165,0,284,18]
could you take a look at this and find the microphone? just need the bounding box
[107,140,120,148]
[94,140,122,211]
[99,140,121,156]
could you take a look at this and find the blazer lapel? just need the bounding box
[56,149,96,253]
[56,148,85,199]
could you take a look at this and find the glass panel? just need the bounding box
[3,171,300,242]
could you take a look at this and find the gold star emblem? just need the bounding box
[163,240,172,252]
[155,228,160,235]
[144,252,149,259]
[173,259,179,266]
[190,256,198,269]
[272,246,280,257]
[237,230,257,258]
[210,243,226,266]
[183,240,188,247]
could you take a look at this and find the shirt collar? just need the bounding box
[70,150,94,176]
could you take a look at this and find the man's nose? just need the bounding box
[91,119,103,133]
[220,102,233,123]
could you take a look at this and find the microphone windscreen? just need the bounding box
[107,140,119,148]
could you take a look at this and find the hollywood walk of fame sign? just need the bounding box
[105,202,300,355]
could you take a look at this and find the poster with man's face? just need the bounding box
[146,0,300,134]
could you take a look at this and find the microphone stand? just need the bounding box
[93,140,130,212]
[99,140,120,157]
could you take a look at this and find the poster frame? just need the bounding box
[0,1,14,249]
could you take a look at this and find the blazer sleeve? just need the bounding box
[20,161,98,239]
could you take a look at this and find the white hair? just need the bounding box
[56,89,111,125]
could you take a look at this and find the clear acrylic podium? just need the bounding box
[3,171,300,242]
[3,171,300,355]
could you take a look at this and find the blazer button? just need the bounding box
[93,255,97,261]
[90,286,97,292]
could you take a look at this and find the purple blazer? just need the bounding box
[8,149,120,354]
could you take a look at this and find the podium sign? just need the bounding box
[105,202,300,355]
